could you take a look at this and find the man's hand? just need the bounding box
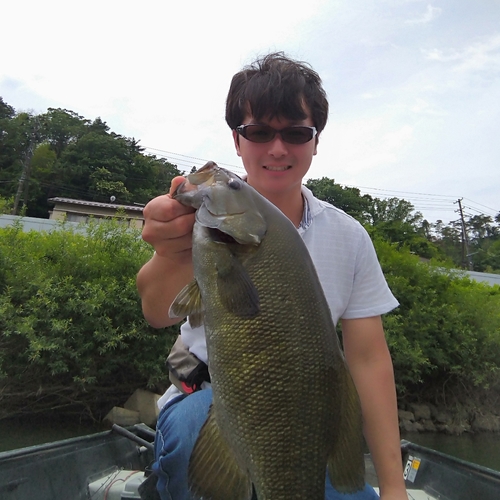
[141,176,196,265]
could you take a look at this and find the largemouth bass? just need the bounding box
[170,161,365,500]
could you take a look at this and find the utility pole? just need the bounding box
[454,198,473,270]
[11,117,40,216]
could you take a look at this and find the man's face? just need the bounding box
[232,111,318,201]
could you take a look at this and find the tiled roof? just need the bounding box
[48,197,144,212]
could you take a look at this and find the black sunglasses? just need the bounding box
[236,124,318,145]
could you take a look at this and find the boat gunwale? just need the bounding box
[401,439,500,483]
[0,426,147,463]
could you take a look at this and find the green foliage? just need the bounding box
[375,238,500,400]
[0,195,13,215]
[2,97,498,270]
[2,95,500,419]
[0,220,177,420]
[431,215,500,272]
[307,177,443,260]
[306,177,373,223]
[0,101,182,219]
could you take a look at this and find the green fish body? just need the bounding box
[171,162,365,500]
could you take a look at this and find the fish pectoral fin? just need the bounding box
[189,406,252,500]
[169,279,204,328]
[216,254,260,318]
[327,370,366,493]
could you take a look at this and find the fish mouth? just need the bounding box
[263,165,291,171]
[208,227,239,244]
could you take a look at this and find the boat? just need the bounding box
[0,424,157,500]
[400,440,500,500]
[0,425,499,499]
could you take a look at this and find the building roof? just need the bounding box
[48,197,144,212]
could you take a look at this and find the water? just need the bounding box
[0,417,99,453]
[1,419,500,473]
[402,431,500,472]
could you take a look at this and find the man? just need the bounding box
[137,52,408,499]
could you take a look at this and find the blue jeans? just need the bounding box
[153,389,379,500]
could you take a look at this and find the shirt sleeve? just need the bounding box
[341,228,399,320]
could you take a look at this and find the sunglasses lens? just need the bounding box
[238,125,316,144]
[282,127,315,144]
[242,125,275,143]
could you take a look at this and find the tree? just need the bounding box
[467,214,498,241]
[0,99,18,198]
[432,214,500,272]
[305,177,372,222]
[41,108,89,159]
[0,99,184,215]
[0,110,45,214]
[18,143,58,218]
[306,177,442,259]
[0,195,13,215]
[365,197,421,226]
[90,167,130,200]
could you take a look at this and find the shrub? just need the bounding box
[375,238,500,401]
[0,219,177,420]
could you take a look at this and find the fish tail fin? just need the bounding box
[327,370,366,493]
[189,405,253,500]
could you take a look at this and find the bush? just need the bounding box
[375,238,500,401]
[0,219,177,421]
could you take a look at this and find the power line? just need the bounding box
[144,146,245,173]
[463,198,498,214]
[143,145,498,222]
[4,141,497,224]
[346,184,458,199]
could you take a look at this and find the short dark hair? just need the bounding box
[225,52,329,134]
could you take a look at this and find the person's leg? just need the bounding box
[153,389,212,500]
[153,388,380,500]
[325,474,380,500]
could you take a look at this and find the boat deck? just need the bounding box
[374,487,436,499]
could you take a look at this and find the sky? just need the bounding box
[1,0,499,224]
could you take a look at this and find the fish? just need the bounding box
[170,161,365,500]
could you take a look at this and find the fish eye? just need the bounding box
[228,179,242,190]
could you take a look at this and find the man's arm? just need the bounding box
[137,251,193,328]
[136,177,195,328]
[342,316,408,500]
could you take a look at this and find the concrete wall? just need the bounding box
[464,270,500,287]
[0,214,79,232]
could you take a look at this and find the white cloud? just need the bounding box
[405,4,442,24]
[1,0,498,222]
[315,117,414,179]
[409,98,443,116]
[424,34,500,73]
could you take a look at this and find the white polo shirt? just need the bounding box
[157,186,399,409]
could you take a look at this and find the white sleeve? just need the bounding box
[341,228,399,319]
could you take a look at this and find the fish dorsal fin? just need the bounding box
[189,405,252,500]
[169,279,204,328]
[327,370,366,493]
[217,253,260,318]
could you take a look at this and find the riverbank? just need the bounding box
[399,402,500,435]
[2,417,500,474]
[398,386,500,435]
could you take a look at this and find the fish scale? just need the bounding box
[171,162,365,500]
